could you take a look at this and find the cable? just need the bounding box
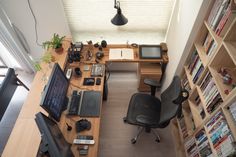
[105,63,110,82]
[27,0,42,46]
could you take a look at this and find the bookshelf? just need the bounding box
[173,0,236,156]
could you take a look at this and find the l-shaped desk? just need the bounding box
[2,40,168,157]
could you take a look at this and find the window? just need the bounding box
[62,0,175,44]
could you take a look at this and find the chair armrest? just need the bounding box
[144,79,161,88]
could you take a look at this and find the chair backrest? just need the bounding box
[0,68,18,121]
[158,76,186,125]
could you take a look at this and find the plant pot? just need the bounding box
[55,47,63,53]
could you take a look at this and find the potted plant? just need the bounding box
[43,33,65,53]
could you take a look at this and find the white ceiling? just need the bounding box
[62,0,176,44]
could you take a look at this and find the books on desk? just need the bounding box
[109,48,134,60]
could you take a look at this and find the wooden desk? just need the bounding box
[2,42,168,157]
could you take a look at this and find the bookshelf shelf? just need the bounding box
[175,0,236,156]
[223,41,236,64]
[209,44,236,101]
[204,21,223,44]
[183,102,196,135]
[184,66,195,89]
[171,119,186,157]
[195,43,208,67]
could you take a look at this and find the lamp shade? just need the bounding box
[111,8,128,26]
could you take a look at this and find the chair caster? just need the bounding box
[155,138,160,143]
[123,117,127,123]
[131,138,136,144]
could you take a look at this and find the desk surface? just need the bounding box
[2,41,168,157]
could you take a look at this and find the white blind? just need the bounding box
[62,0,175,44]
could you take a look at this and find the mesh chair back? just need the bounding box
[159,76,182,124]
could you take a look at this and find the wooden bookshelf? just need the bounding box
[175,0,236,156]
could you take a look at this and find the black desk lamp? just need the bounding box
[111,0,128,26]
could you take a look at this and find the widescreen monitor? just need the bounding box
[139,45,162,59]
[40,63,69,121]
[35,112,74,157]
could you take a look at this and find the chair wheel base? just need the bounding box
[131,138,136,144]
[155,138,160,143]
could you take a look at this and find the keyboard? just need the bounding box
[68,91,81,115]
[67,90,101,117]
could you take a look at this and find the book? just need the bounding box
[207,41,217,56]
[191,60,202,78]
[208,0,225,25]
[211,0,230,30]
[193,65,204,83]
[215,4,232,35]
[109,48,134,60]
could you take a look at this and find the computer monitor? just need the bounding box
[35,112,74,157]
[139,45,162,59]
[40,63,69,121]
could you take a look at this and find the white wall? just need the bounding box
[0,0,71,59]
[162,0,212,90]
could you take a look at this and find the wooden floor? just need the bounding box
[98,72,176,157]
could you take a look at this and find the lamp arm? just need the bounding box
[114,0,120,9]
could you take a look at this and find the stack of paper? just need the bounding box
[109,48,134,60]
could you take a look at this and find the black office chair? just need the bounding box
[123,76,189,144]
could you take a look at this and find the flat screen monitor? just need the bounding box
[35,112,74,157]
[40,63,69,121]
[139,45,162,59]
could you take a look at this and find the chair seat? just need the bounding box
[125,93,161,127]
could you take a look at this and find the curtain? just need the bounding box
[62,0,175,44]
[0,7,34,72]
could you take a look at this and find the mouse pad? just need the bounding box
[83,78,95,86]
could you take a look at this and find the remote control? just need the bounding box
[73,139,95,145]
[66,68,72,79]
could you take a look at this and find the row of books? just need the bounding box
[207,0,234,37]
[229,101,236,123]
[179,115,189,139]
[188,50,204,84]
[182,76,191,92]
[195,129,213,157]
[206,111,235,157]
[185,137,199,157]
[202,33,218,57]
[193,95,206,119]
[200,72,223,113]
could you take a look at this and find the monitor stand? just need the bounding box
[36,140,50,157]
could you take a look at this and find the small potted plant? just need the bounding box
[43,33,65,53]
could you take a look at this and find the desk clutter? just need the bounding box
[68,90,101,117]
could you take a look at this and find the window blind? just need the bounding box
[62,0,175,44]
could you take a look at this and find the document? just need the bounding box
[109,48,134,60]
